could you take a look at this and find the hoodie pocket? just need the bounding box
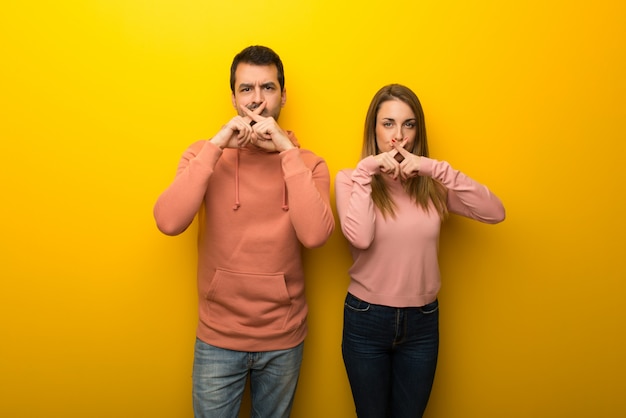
[205,268,293,331]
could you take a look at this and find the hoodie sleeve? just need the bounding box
[153,140,222,235]
[334,156,379,250]
[280,148,335,248]
[418,157,506,224]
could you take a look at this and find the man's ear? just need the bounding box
[231,93,237,109]
[281,89,287,107]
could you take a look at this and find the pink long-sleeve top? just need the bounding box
[154,134,335,351]
[335,155,505,308]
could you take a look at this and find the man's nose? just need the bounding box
[253,87,264,102]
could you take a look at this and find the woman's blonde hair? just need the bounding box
[362,84,448,219]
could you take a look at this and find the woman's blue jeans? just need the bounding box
[192,338,303,418]
[342,293,439,418]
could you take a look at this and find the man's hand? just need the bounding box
[210,102,267,149]
[240,104,295,152]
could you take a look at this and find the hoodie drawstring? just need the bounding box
[232,148,289,211]
[232,149,241,210]
[282,183,289,211]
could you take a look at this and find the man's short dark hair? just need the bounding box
[230,45,285,93]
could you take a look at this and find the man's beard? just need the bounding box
[244,102,280,121]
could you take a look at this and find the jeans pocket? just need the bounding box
[419,299,439,314]
[344,293,370,312]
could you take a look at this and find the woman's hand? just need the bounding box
[393,141,421,180]
[373,151,401,180]
[373,138,409,180]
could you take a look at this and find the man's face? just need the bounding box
[231,63,286,121]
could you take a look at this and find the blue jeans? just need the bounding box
[192,338,303,418]
[342,293,439,418]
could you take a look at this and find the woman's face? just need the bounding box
[375,99,416,154]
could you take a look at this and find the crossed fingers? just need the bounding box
[377,138,420,180]
[235,102,267,147]
[392,140,420,179]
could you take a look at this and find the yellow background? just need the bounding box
[1,0,625,417]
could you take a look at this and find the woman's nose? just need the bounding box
[394,127,404,141]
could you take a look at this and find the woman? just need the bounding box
[335,84,505,417]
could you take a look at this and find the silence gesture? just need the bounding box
[210,101,268,149]
[240,104,296,152]
[392,140,421,180]
[374,138,421,181]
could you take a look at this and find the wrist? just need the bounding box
[209,136,226,150]
[279,143,296,152]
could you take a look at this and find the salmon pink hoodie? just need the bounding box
[154,133,334,351]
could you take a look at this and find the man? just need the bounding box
[153,45,334,417]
